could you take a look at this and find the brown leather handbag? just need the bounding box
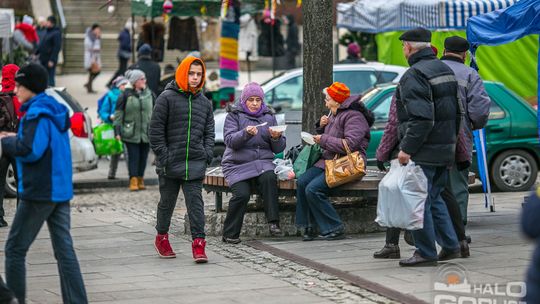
[325,139,366,188]
[90,61,101,74]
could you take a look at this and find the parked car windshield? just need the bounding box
[264,70,398,111]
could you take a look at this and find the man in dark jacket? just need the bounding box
[522,188,540,302]
[149,56,214,263]
[441,36,490,228]
[107,24,132,88]
[35,16,62,86]
[395,28,461,267]
[1,63,87,303]
[128,43,161,96]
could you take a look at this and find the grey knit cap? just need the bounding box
[125,69,145,85]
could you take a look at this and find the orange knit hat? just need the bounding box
[326,82,350,103]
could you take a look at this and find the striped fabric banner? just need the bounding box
[442,0,517,28]
[402,0,441,29]
[337,0,518,31]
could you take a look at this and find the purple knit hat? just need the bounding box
[347,42,361,57]
[240,82,265,104]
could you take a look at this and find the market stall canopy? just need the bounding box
[337,0,517,33]
[131,0,263,18]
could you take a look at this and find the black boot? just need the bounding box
[373,244,400,259]
[269,223,283,237]
[460,240,470,258]
[303,228,316,241]
[0,217,7,227]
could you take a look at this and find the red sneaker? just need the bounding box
[154,233,176,258]
[192,238,208,263]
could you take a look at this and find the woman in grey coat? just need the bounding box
[221,82,286,243]
[83,24,101,93]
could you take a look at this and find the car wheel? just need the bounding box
[4,164,16,198]
[491,149,538,192]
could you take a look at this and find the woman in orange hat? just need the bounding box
[296,82,374,241]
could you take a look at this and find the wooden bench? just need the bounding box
[203,167,476,213]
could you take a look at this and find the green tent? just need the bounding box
[376,31,538,102]
[130,0,263,18]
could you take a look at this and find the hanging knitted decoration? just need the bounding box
[163,0,173,22]
[218,0,240,108]
[220,0,229,19]
[271,0,277,23]
[297,0,302,8]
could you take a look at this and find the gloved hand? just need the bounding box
[377,160,387,172]
[457,161,471,171]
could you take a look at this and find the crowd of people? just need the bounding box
[0,23,539,304]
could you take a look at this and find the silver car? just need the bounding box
[213,63,408,158]
[4,88,98,197]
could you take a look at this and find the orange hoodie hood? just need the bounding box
[175,56,206,94]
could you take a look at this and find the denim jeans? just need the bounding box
[411,165,459,259]
[47,66,56,86]
[5,200,87,304]
[295,167,344,235]
[155,176,205,240]
[124,142,150,178]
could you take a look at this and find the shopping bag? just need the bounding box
[93,123,124,156]
[293,144,322,178]
[273,159,295,180]
[375,159,428,230]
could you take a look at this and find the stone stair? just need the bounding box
[60,0,133,73]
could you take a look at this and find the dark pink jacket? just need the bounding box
[376,95,468,164]
[314,95,371,169]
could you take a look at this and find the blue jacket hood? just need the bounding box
[21,93,70,132]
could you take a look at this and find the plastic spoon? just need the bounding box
[254,122,268,128]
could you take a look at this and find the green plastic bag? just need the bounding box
[93,123,124,156]
[293,144,322,178]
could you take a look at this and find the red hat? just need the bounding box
[326,82,350,103]
[1,64,20,93]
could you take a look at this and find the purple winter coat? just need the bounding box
[314,95,371,169]
[221,104,287,186]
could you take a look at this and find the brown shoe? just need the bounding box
[399,251,437,267]
[129,177,139,191]
[137,177,146,190]
[373,244,400,259]
[460,240,470,258]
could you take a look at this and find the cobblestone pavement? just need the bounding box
[0,187,398,303]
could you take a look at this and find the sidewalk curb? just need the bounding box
[73,178,159,189]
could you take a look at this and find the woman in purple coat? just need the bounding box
[221,82,287,243]
[297,82,374,241]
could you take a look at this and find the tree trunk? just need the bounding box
[302,0,334,134]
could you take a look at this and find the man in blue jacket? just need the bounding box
[1,63,87,304]
[35,16,62,86]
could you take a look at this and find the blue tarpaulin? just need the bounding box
[467,0,540,209]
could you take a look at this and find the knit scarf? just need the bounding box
[241,102,267,118]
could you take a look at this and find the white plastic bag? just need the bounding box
[375,159,428,230]
[273,159,296,181]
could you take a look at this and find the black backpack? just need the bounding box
[0,93,18,132]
